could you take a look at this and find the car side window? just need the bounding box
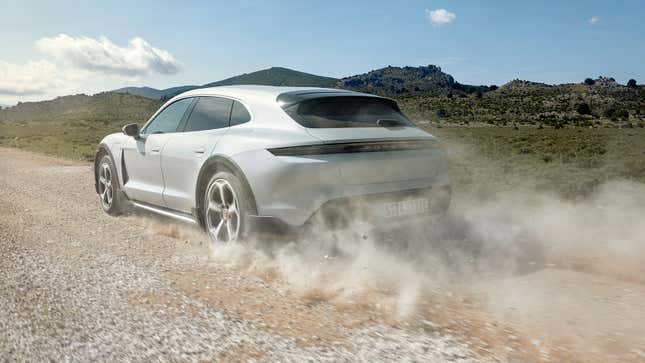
[143,98,193,134]
[230,100,251,126]
[183,96,233,132]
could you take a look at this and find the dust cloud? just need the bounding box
[202,177,645,361]
[145,139,645,361]
[208,178,645,315]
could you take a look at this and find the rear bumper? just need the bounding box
[247,185,451,232]
[308,185,451,228]
[233,148,451,226]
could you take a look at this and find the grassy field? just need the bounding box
[429,126,645,198]
[0,119,128,161]
[2,117,644,200]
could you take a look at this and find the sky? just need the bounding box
[0,0,643,105]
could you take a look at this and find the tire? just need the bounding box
[97,155,123,216]
[202,171,254,246]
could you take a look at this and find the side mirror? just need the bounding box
[122,123,140,139]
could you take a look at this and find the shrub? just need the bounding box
[436,108,448,118]
[627,79,637,88]
[576,103,592,115]
[584,78,595,86]
[616,109,629,120]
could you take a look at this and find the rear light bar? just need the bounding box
[268,139,436,156]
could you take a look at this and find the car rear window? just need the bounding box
[184,96,233,132]
[282,96,413,128]
[230,100,251,126]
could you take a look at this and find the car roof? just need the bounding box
[178,85,380,102]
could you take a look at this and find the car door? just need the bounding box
[121,97,195,206]
[161,96,237,212]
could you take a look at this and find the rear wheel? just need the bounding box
[97,155,123,215]
[203,171,254,246]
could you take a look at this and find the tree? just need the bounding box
[616,109,629,120]
[604,107,616,118]
[627,79,637,88]
[489,85,499,91]
[576,102,592,115]
[584,78,595,86]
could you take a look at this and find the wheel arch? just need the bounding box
[194,155,258,228]
[94,143,120,194]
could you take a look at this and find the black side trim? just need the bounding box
[268,139,436,156]
[176,97,199,132]
[120,149,129,185]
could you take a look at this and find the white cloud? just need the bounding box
[589,16,601,25]
[36,34,180,76]
[425,8,456,26]
[0,60,65,96]
[0,35,180,103]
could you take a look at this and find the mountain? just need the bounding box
[113,67,338,100]
[4,66,641,129]
[399,76,643,126]
[336,65,490,96]
[113,85,198,100]
[203,67,338,88]
[0,92,161,123]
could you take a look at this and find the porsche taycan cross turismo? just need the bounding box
[94,86,451,245]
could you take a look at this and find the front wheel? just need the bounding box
[97,155,123,215]
[202,171,254,246]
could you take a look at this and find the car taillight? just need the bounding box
[268,139,437,156]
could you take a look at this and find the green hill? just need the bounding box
[4,67,643,130]
[203,67,337,88]
[337,65,489,96]
[400,77,644,127]
[0,92,162,160]
[113,67,338,100]
[0,92,161,123]
[112,85,198,100]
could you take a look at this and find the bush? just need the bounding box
[616,109,629,120]
[627,79,637,88]
[584,78,596,86]
[604,107,616,118]
[436,108,448,118]
[576,103,592,115]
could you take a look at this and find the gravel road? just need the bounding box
[1,146,644,362]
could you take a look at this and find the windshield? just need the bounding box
[282,96,414,128]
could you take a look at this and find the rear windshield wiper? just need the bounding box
[376,119,406,128]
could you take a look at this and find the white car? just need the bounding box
[94,86,451,244]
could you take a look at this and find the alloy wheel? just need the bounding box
[98,162,113,209]
[205,179,241,244]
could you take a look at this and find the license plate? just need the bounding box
[382,198,430,218]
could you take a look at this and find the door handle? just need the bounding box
[151,147,161,153]
[194,148,205,154]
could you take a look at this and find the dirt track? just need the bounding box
[1,146,644,362]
